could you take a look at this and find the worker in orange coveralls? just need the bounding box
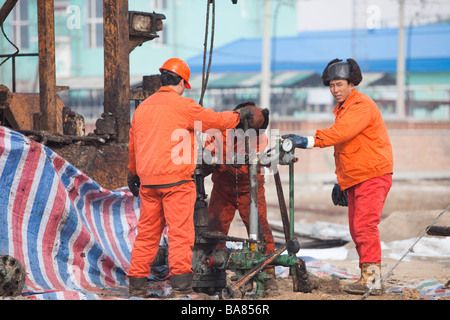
[126,58,255,298]
[204,102,278,293]
[282,58,393,296]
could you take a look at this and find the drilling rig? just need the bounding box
[190,138,312,298]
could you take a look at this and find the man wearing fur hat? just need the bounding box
[282,59,393,295]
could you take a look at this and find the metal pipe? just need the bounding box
[289,162,294,239]
[249,156,259,246]
[244,119,258,249]
[12,56,15,92]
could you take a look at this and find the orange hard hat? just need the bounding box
[159,58,191,89]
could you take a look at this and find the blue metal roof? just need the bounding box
[186,23,450,74]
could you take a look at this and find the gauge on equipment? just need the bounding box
[282,138,294,152]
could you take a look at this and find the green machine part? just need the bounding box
[225,242,300,297]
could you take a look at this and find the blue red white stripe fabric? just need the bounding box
[0,126,147,299]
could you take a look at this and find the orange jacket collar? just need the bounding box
[333,88,356,115]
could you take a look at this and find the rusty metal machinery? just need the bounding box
[0,0,165,190]
[0,255,26,297]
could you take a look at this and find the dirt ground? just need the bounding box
[253,257,449,301]
[3,178,448,301]
[218,178,450,300]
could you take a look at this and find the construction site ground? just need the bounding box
[2,175,448,302]
[217,177,450,301]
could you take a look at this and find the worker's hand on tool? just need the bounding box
[127,172,140,197]
[332,184,348,207]
[281,134,314,151]
[235,107,255,129]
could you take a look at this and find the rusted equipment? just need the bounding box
[102,1,166,142]
[129,11,165,52]
[37,0,62,134]
[0,84,65,131]
[130,75,162,103]
[0,0,18,26]
[0,255,26,297]
[52,143,130,190]
[103,1,165,143]
[63,107,85,137]
[94,112,117,137]
[0,0,165,190]
[55,2,165,188]
[0,0,65,133]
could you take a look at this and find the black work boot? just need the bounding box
[128,277,148,298]
[170,273,193,298]
[264,266,279,294]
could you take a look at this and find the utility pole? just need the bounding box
[260,0,271,127]
[396,0,406,118]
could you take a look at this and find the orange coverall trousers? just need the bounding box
[128,181,196,278]
[347,174,392,267]
[207,176,275,254]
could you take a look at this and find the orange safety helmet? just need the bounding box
[159,58,191,89]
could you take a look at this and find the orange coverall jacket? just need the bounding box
[313,89,393,190]
[128,86,240,185]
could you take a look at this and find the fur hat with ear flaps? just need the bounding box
[321,58,363,86]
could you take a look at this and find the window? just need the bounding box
[86,0,103,48]
[10,0,29,50]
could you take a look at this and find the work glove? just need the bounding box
[236,107,254,130]
[127,172,140,197]
[282,134,315,149]
[332,184,348,207]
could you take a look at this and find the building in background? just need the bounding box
[0,0,297,128]
[186,23,450,119]
[1,0,449,128]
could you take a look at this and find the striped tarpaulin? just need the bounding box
[0,126,143,299]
